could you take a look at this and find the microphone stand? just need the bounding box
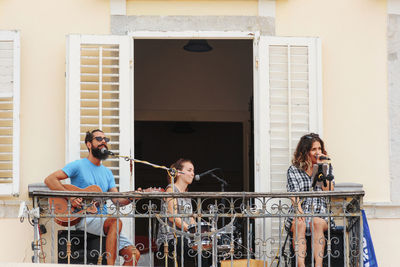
[326,163,334,192]
[109,153,179,190]
[312,163,328,191]
[210,173,228,226]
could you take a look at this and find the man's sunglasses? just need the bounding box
[93,136,110,143]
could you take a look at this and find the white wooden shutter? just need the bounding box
[0,31,20,196]
[255,36,322,258]
[265,37,322,193]
[66,35,133,191]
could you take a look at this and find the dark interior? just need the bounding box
[134,121,244,192]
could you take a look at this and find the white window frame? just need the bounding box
[0,30,20,196]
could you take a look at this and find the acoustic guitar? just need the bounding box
[48,184,165,227]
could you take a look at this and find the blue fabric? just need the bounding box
[62,158,116,214]
[362,210,378,267]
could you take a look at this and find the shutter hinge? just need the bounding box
[255,57,259,69]
[129,60,133,69]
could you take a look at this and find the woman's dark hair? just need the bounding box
[292,133,327,171]
[167,158,193,184]
[84,129,103,151]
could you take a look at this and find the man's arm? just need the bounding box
[44,170,69,191]
[108,187,132,206]
[44,170,83,208]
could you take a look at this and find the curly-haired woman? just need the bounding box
[285,133,334,267]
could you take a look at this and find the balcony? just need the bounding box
[28,188,364,266]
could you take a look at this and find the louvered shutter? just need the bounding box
[255,36,322,258]
[266,37,322,193]
[66,35,133,191]
[0,31,20,196]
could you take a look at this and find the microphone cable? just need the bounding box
[107,151,178,181]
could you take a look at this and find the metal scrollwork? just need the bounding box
[32,190,363,266]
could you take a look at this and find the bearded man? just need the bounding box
[45,129,140,265]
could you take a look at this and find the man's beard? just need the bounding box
[91,145,109,160]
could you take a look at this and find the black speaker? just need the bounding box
[58,230,107,265]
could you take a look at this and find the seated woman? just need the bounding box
[156,158,210,267]
[284,133,334,267]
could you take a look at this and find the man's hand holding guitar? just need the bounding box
[49,184,165,226]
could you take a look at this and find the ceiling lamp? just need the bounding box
[183,40,213,52]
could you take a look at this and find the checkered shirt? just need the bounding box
[284,165,335,234]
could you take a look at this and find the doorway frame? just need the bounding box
[128,30,266,193]
[128,30,276,262]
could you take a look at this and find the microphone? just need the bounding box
[311,163,328,189]
[316,155,330,160]
[194,168,220,181]
[100,147,115,156]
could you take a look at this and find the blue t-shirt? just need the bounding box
[62,158,116,214]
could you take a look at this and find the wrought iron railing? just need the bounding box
[29,190,364,266]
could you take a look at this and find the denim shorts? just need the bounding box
[75,217,133,250]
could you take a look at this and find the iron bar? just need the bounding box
[31,190,363,266]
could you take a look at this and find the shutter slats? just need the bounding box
[81,64,119,68]
[269,44,310,194]
[0,41,13,98]
[0,36,16,189]
[81,81,120,85]
[268,41,316,248]
[0,34,19,194]
[0,49,13,58]
[81,124,120,128]
[79,43,122,186]
[81,73,120,78]
[81,56,119,60]
[79,132,120,136]
[81,47,119,52]
[81,115,120,119]
[79,150,120,158]
[81,90,119,94]
[81,98,119,103]
[81,64,119,69]
[81,107,120,112]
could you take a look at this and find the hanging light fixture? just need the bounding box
[183,40,213,52]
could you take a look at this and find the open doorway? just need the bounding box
[133,39,254,192]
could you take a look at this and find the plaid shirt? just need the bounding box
[284,165,335,234]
